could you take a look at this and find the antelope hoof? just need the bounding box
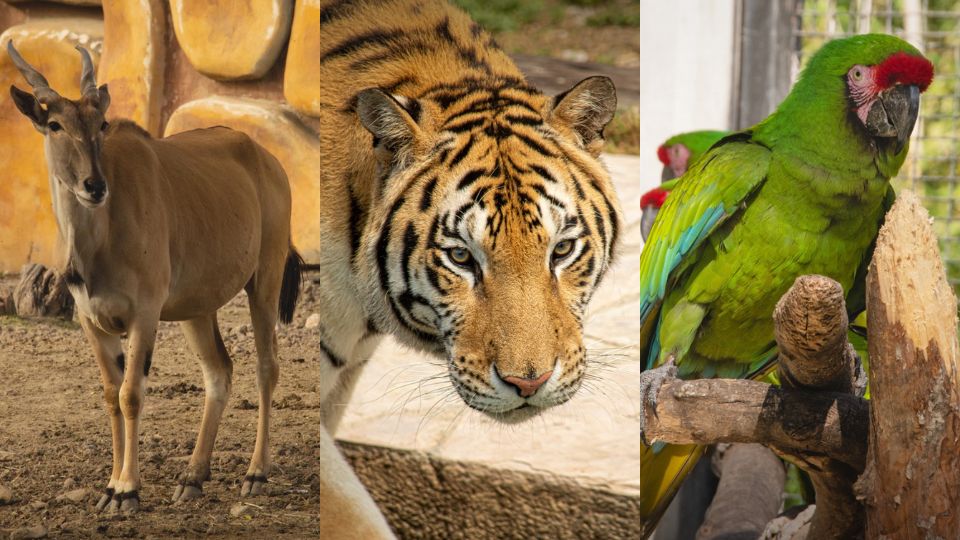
[108,490,140,514]
[172,481,203,505]
[94,487,115,512]
[241,473,268,496]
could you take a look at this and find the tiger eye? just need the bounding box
[449,247,472,266]
[553,240,574,259]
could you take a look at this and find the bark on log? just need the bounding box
[647,275,868,539]
[0,288,14,316]
[855,190,960,538]
[649,378,867,469]
[696,444,785,540]
[775,276,865,539]
[13,264,74,320]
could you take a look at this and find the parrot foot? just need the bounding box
[639,357,678,446]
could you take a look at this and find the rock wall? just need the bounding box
[0,0,323,272]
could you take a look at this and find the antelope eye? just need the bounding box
[47,121,62,132]
[553,239,574,259]
[447,247,473,267]
[101,121,109,131]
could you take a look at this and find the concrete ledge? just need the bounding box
[340,440,644,539]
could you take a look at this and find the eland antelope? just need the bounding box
[7,42,303,513]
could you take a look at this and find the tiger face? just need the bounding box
[355,77,620,419]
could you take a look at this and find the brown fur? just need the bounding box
[9,43,299,512]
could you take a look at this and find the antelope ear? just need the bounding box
[356,88,423,167]
[10,85,46,131]
[548,76,617,156]
[96,83,110,113]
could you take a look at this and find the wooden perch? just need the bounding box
[855,190,960,538]
[646,274,867,539]
[647,377,867,469]
[775,275,864,540]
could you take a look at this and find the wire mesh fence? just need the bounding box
[788,0,960,286]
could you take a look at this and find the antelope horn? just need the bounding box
[75,45,98,98]
[6,40,57,102]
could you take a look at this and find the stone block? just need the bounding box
[164,96,322,261]
[283,0,322,116]
[100,0,165,134]
[169,0,292,80]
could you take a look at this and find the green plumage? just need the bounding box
[640,34,930,534]
[663,130,728,163]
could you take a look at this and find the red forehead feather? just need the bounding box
[875,52,934,92]
[656,144,670,165]
[641,187,669,209]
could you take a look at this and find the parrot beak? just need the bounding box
[661,165,676,181]
[641,206,658,241]
[864,84,921,154]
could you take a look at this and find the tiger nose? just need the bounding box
[502,370,553,398]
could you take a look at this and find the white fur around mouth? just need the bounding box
[449,359,567,417]
[75,191,106,208]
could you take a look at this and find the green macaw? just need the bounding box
[639,34,933,537]
[658,130,730,181]
[642,130,730,240]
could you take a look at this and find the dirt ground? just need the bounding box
[0,274,329,538]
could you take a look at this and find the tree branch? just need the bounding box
[644,275,867,539]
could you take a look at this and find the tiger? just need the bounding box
[315,0,623,536]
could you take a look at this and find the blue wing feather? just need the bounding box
[639,137,772,368]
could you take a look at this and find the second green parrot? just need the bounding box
[642,130,729,240]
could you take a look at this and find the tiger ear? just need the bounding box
[548,76,617,157]
[356,88,423,167]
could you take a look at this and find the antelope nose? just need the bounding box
[83,177,106,201]
[502,370,553,398]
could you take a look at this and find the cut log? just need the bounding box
[0,20,103,273]
[100,0,166,134]
[168,0,293,80]
[856,190,960,538]
[283,0,322,116]
[13,263,74,320]
[163,97,323,262]
[0,288,14,316]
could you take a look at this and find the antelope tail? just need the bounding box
[279,245,304,325]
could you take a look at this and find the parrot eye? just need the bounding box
[850,66,865,82]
